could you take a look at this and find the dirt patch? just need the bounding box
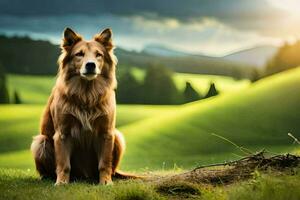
[156,181,201,198]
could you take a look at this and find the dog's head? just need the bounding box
[59,27,116,81]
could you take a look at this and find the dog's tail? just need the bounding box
[113,170,145,180]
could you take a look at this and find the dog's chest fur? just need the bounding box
[70,104,102,131]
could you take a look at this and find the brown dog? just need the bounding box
[31,27,126,185]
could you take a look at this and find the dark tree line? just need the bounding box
[0,35,59,75]
[116,65,219,105]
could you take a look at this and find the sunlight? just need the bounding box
[269,0,300,16]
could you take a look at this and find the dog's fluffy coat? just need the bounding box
[30,28,125,185]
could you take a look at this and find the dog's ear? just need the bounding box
[94,28,113,51]
[62,27,82,50]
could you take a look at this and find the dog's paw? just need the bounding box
[99,175,113,185]
[54,178,69,186]
[100,179,113,186]
[54,181,68,186]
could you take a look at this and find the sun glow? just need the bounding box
[269,0,300,16]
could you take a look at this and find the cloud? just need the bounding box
[0,0,286,30]
[0,14,281,56]
[1,0,300,55]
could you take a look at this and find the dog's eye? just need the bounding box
[96,52,103,58]
[75,51,84,57]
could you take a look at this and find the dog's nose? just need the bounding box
[85,62,96,73]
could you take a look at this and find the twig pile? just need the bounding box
[157,151,300,185]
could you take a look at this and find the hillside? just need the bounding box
[120,67,300,170]
[224,45,278,67]
[0,35,255,78]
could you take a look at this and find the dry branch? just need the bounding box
[154,151,300,185]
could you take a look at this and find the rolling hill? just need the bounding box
[120,67,300,170]
[1,68,300,171]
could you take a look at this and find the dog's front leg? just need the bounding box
[99,132,114,185]
[53,132,72,185]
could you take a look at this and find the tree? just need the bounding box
[265,41,300,75]
[205,82,219,99]
[250,68,261,82]
[183,81,202,103]
[13,90,22,104]
[116,70,141,104]
[0,63,9,104]
[142,65,180,104]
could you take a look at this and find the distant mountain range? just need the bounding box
[142,44,278,67]
[223,45,278,67]
[116,47,255,79]
[0,35,257,79]
[142,44,191,57]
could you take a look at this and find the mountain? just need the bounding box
[0,35,256,79]
[142,44,190,57]
[120,67,300,169]
[143,44,278,68]
[224,45,278,67]
[116,48,256,79]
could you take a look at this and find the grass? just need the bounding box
[0,168,162,200]
[7,74,56,104]
[228,172,300,200]
[0,168,299,200]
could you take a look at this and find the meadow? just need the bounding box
[0,69,300,199]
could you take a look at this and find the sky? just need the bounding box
[1,0,300,56]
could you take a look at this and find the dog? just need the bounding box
[31,27,128,185]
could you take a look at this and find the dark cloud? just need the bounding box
[0,0,283,29]
[0,0,296,55]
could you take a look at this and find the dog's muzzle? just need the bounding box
[80,62,99,80]
[84,62,96,75]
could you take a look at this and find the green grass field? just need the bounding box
[1,69,300,199]
[1,68,300,171]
